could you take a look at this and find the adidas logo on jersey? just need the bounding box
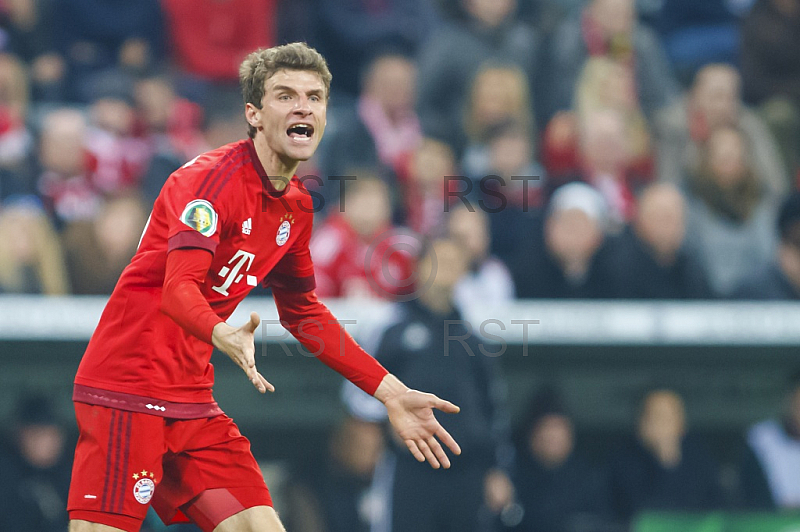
[242,218,252,235]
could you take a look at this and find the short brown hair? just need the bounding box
[239,42,333,138]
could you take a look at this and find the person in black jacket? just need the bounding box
[609,183,712,299]
[608,390,723,523]
[512,182,619,299]
[347,236,514,532]
[0,394,72,532]
[507,388,609,532]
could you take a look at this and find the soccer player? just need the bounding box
[67,42,461,532]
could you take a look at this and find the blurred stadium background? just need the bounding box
[2,0,800,530]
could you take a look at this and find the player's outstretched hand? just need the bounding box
[384,389,462,469]
[211,312,275,394]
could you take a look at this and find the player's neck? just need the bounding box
[252,136,298,191]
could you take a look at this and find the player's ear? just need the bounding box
[245,103,260,128]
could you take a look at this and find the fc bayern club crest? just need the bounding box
[133,477,155,504]
[276,220,291,246]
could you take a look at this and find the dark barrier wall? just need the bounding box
[2,337,796,465]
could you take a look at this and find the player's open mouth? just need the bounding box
[287,124,314,141]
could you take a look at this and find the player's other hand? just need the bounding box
[383,387,461,469]
[212,311,275,394]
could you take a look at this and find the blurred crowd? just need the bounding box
[0,0,797,300]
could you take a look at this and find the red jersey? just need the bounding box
[74,139,388,417]
[161,0,276,81]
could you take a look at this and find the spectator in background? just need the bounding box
[85,94,150,196]
[359,53,421,177]
[348,237,514,532]
[37,108,101,224]
[315,0,439,98]
[54,0,164,102]
[321,52,421,183]
[609,390,723,522]
[0,53,35,198]
[478,121,546,265]
[402,137,457,236]
[283,415,385,532]
[0,0,66,102]
[543,56,653,183]
[540,0,679,124]
[0,197,68,294]
[507,388,609,532]
[646,0,742,84]
[461,64,534,179]
[134,75,208,204]
[512,182,618,299]
[684,125,778,297]
[741,0,800,177]
[447,205,515,310]
[740,371,800,510]
[655,63,788,195]
[310,176,414,300]
[574,108,643,227]
[610,183,712,299]
[735,192,800,299]
[63,195,148,294]
[417,0,537,152]
[135,76,207,163]
[0,394,71,532]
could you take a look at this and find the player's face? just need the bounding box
[253,69,327,164]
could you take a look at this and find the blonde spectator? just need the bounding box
[0,53,30,122]
[417,0,537,151]
[543,56,654,185]
[0,198,69,294]
[542,0,679,122]
[63,195,148,294]
[575,57,651,164]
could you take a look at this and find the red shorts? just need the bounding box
[68,402,272,532]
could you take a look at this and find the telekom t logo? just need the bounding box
[212,250,258,295]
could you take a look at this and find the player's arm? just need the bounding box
[270,201,461,468]
[271,285,462,468]
[160,247,273,393]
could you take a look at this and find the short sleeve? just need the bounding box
[265,214,316,293]
[162,166,226,254]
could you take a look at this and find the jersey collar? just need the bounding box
[246,138,292,198]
